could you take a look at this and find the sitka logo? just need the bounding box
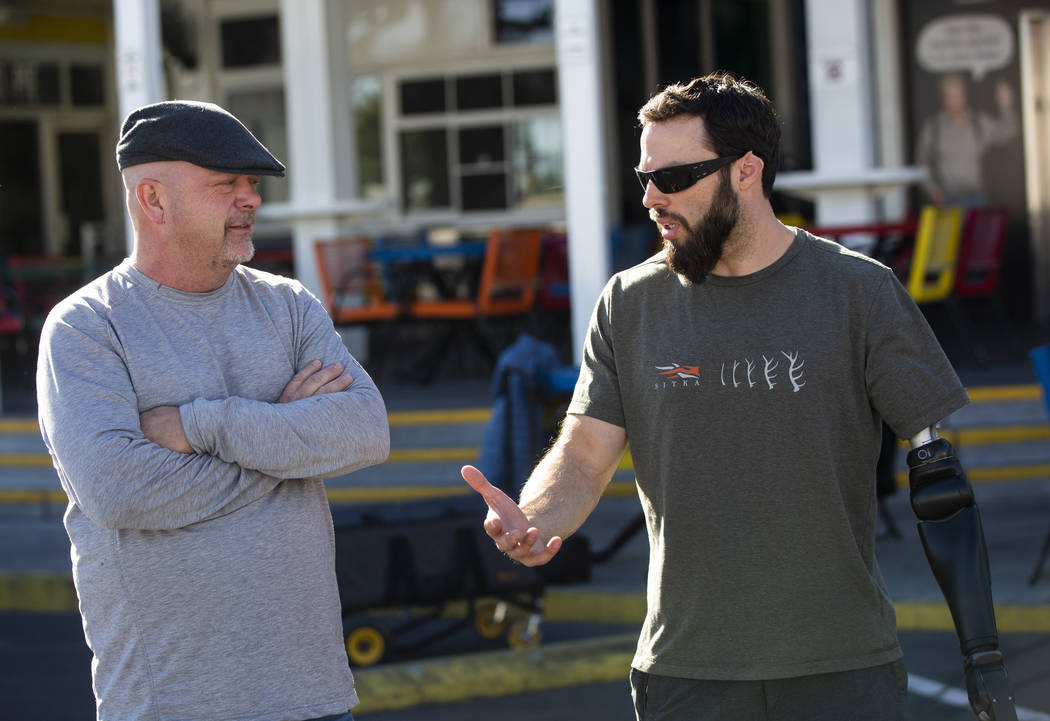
[654,363,701,388]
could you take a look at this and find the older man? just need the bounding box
[37,100,389,721]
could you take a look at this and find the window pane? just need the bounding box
[512,68,556,106]
[461,172,507,210]
[455,73,503,110]
[0,60,59,106]
[400,77,446,115]
[351,75,386,201]
[70,64,105,106]
[459,126,505,165]
[346,0,486,67]
[514,115,563,207]
[221,15,281,68]
[492,0,553,44]
[37,63,60,105]
[400,128,450,210]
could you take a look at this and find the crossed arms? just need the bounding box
[38,301,389,532]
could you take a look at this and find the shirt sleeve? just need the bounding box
[37,302,284,531]
[566,278,627,429]
[179,291,390,479]
[863,270,970,440]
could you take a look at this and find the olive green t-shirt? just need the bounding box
[567,229,969,680]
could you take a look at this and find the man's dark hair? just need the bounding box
[638,72,781,197]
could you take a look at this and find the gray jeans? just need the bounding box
[630,661,908,721]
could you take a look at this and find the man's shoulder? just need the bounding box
[609,251,671,291]
[44,261,136,328]
[233,265,326,318]
[798,229,893,279]
[236,264,309,295]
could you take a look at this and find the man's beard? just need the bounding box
[215,214,256,269]
[661,170,739,284]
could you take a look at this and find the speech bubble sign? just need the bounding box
[916,14,1014,81]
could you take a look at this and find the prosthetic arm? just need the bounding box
[907,427,1018,721]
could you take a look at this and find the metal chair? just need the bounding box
[313,236,400,324]
[950,207,1013,365]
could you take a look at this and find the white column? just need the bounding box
[804,0,877,225]
[871,0,908,221]
[279,0,344,300]
[555,0,611,362]
[113,0,164,252]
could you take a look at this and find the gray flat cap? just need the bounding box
[116,100,285,176]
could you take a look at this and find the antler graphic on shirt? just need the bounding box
[780,350,806,392]
[762,355,778,390]
[732,360,741,388]
[745,358,757,388]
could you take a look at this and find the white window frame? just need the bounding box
[383,61,563,228]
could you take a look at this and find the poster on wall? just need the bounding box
[902,1,1030,312]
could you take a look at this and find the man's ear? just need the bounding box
[736,151,765,192]
[134,178,166,224]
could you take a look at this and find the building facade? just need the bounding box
[1,0,1047,343]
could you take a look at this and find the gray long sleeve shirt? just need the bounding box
[36,259,390,721]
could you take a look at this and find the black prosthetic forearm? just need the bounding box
[907,438,997,654]
[908,436,1017,721]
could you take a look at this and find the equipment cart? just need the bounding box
[331,496,545,667]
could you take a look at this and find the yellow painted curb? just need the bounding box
[0,489,66,505]
[947,425,1050,446]
[894,601,1050,634]
[894,463,1050,488]
[0,453,53,467]
[327,485,471,503]
[352,634,636,715]
[0,574,78,613]
[967,385,1042,402]
[0,419,39,433]
[969,464,1050,482]
[386,447,476,463]
[388,408,490,426]
[545,590,646,624]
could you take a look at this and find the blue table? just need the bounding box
[368,242,486,263]
[369,242,487,303]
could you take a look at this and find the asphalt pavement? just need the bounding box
[1,317,1049,720]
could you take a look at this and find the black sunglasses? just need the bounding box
[634,155,741,194]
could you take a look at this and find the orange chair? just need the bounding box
[313,237,400,324]
[410,228,544,320]
[408,228,545,381]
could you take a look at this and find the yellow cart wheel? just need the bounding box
[506,617,542,649]
[474,601,510,640]
[345,625,386,667]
